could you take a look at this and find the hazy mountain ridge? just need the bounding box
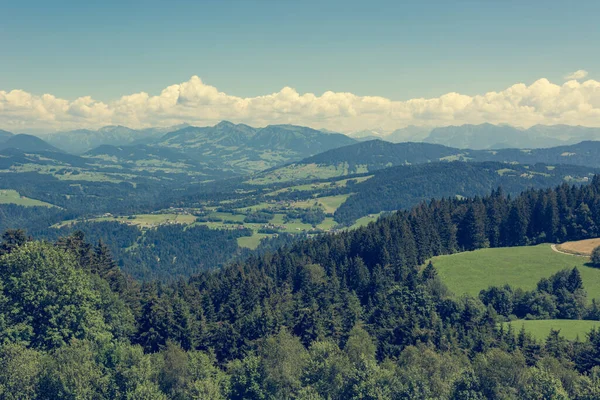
[133,121,357,174]
[20,121,600,155]
[345,123,600,148]
[0,134,62,153]
[9,122,357,179]
[39,124,189,154]
[424,123,600,149]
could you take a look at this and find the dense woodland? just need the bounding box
[335,162,598,224]
[2,178,600,398]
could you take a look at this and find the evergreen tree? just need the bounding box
[591,246,600,267]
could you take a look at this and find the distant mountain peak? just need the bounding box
[215,120,236,128]
[98,125,134,133]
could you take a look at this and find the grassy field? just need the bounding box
[237,233,270,249]
[266,175,373,196]
[429,244,600,299]
[503,319,600,341]
[241,193,350,214]
[557,238,600,256]
[294,194,351,213]
[349,213,382,229]
[0,189,57,207]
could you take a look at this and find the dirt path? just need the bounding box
[550,244,590,258]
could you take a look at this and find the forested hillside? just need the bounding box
[334,162,596,223]
[2,177,600,398]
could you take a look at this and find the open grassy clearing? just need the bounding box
[502,319,600,341]
[293,194,351,213]
[266,175,373,196]
[557,238,600,256]
[237,233,271,250]
[207,212,246,223]
[241,194,351,214]
[429,244,600,299]
[349,213,382,229]
[0,189,57,207]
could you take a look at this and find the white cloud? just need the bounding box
[1,74,600,133]
[564,70,589,80]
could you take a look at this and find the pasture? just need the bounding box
[0,189,57,207]
[429,244,600,299]
[503,319,600,341]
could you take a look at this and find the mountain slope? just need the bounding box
[252,139,600,184]
[0,134,62,153]
[0,129,14,142]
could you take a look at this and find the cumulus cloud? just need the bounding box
[1,75,600,133]
[564,70,589,80]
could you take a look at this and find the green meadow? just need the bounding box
[0,189,57,208]
[429,244,600,299]
[503,319,600,341]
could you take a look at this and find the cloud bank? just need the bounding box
[1,75,600,133]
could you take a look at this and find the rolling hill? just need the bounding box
[253,139,600,184]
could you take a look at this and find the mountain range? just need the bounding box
[347,123,600,149]
[39,124,191,154]
[10,122,600,156]
[84,121,356,174]
[0,122,357,178]
[2,122,600,179]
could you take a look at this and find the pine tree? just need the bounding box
[0,229,29,256]
[460,203,489,251]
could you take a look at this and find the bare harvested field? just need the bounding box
[556,238,600,256]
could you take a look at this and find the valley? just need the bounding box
[2,124,600,282]
[2,121,600,398]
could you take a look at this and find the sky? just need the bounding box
[1,0,600,132]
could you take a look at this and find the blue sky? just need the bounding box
[1,0,600,133]
[2,0,598,101]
